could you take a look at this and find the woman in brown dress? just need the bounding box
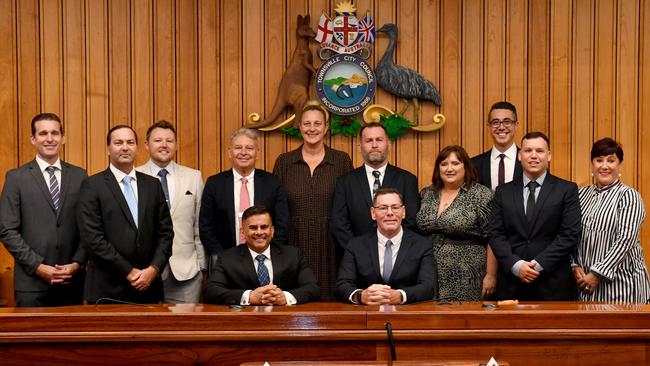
[273,101,353,301]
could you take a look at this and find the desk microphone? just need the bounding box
[385,321,397,361]
[94,297,149,307]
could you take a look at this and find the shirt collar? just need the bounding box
[364,162,388,177]
[491,144,518,161]
[377,227,404,246]
[523,171,547,187]
[110,163,137,183]
[148,160,175,177]
[248,244,272,261]
[288,145,336,166]
[35,155,61,172]
[233,168,255,181]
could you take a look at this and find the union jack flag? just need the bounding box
[357,14,375,43]
[315,14,334,43]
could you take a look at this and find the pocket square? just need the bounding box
[185,190,193,195]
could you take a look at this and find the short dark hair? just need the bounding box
[146,120,176,141]
[107,125,138,145]
[301,100,328,122]
[31,113,63,136]
[431,145,478,189]
[372,187,404,206]
[521,131,550,147]
[359,123,388,139]
[242,205,272,222]
[591,137,623,162]
[488,101,518,121]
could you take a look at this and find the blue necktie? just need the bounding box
[256,254,270,286]
[383,240,393,283]
[157,169,170,208]
[122,176,138,227]
[45,166,60,210]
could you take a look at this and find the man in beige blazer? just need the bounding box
[137,120,205,303]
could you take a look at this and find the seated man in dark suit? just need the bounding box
[331,123,420,250]
[204,205,319,305]
[489,131,581,301]
[336,188,436,305]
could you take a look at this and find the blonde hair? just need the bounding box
[301,100,329,123]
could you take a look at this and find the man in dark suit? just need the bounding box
[336,188,436,305]
[489,131,581,301]
[199,128,289,258]
[0,113,87,307]
[471,101,523,190]
[331,124,420,250]
[204,205,319,305]
[77,125,173,304]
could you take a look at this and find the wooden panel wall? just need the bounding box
[0,0,649,305]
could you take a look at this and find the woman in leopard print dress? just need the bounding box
[416,145,495,301]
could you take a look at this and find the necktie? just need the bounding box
[383,240,393,283]
[239,177,251,244]
[372,170,381,197]
[498,154,506,186]
[157,169,170,208]
[122,176,138,227]
[526,181,539,222]
[158,169,171,207]
[256,254,270,286]
[46,166,60,210]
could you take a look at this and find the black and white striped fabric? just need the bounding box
[575,181,650,303]
[46,166,60,211]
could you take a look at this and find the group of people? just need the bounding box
[1,100,649,308]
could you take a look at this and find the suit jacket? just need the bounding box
[331,164,421,249]
[336,229,436,303]
[199,169,290,255]
[488,173,581,300]
[77,168,174,304]
[136,161,205,281]
[471,148,523,189]
[0,159,87,294]
[203,242,319,304]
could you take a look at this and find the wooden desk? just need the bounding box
[0,302,647,365]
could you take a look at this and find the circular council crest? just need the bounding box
[315,54,376,116]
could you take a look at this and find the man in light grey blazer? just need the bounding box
[0,113,87,306]
[136,120,205,304]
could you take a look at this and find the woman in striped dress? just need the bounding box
[572,138,650,303]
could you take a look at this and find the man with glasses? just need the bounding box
[336,188,436,305]
[472,101,523,190]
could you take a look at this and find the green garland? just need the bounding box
[330,115,362,137]
[281,127,302,138]
[380,114,410,141]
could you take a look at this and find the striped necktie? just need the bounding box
[46,166,60,210]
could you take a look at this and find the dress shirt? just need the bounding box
[350,228,407,304]
[364,163,387,199]
[35,155,62,188]
[240,245,298,305]
[232,169,255,241]
[147,160,176,207]
[489,144,518,190]
[109,164,138,200]
[511,172,548,276]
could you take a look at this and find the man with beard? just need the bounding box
[199,128,289,267]
[136,120,205,304]
[331,124,420,250]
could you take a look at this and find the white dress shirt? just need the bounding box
[364,163,387,198]
[35,155,62,188]
[233,169,255,243]
[110,164,138,200]
[489,144,518,190]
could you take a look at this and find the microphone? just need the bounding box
[94,297,149,307]
[385,321,397,361]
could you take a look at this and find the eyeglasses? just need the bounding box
[373,204,404,213]
[489,119,516,128]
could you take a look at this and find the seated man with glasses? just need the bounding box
[471,101,523,191]
[336,188,436,305]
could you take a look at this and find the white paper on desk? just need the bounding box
[486,357,499,366]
